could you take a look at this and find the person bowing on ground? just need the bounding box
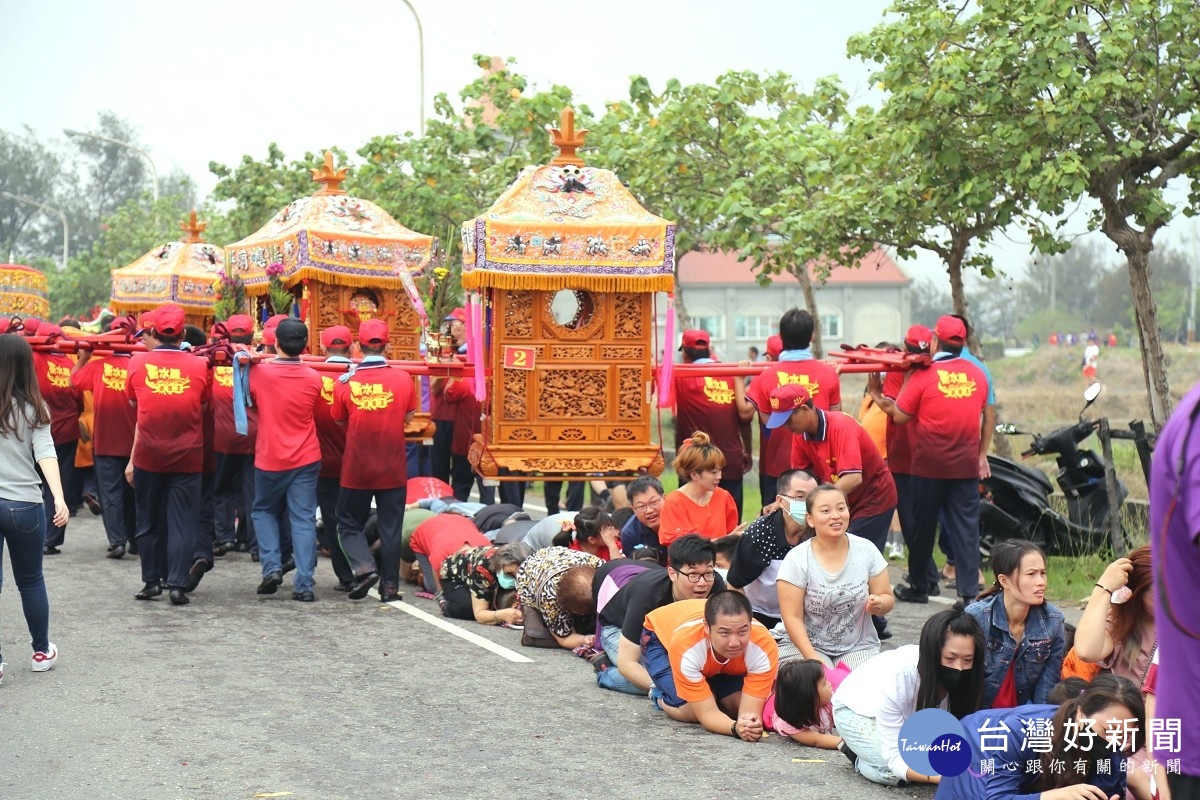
[642,592,779,741]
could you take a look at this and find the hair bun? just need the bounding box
[688,431,711,448]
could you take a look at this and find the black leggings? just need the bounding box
[441,581,476,620]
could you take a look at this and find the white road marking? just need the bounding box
[370,589,534,663]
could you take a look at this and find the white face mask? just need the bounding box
[715,566,729,582]
[785,497,807,526]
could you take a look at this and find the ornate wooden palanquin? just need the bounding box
[109,212,225,330]
[0,263,51,320]
[463,109,676,480]
[223,152,440,437]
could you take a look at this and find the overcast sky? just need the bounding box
[4,0,1192,282]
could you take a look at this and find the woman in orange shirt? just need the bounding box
[659,431,740,546]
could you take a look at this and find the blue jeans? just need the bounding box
[0,498,51,654]
[832,701,905,787]
[596,624,642,695]
[253,462,319,593]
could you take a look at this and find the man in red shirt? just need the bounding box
[209,315,258,558]
[247,317,323,601]
[314,325,355,591]
[673,329,752,521]
[72,318,139,558]
[735,308,842,513]
[124,304,211,605]
[429,308,466,485]
[332,319,418,602]
[868,315,989,606]
[32,323,83,555]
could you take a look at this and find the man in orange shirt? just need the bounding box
[642,592,778,741]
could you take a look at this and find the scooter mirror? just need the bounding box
[995,423,1019,435]
[1083,382,1102,406]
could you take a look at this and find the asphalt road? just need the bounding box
[2,513,958,800]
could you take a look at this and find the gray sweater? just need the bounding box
[1,402,57,503]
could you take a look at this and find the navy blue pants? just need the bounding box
[338,486,407,591]
[902,476,981,600]
[94,455,136,548]
[317,476,354,585]
[133,469,201,589]
[432,420,454,484]
[40,440,76,548]
[544,481,584,515]
[213,452,255,548]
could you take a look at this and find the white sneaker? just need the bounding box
[32,643,57,672]
[886,542,905,561]
[0,661,6,685]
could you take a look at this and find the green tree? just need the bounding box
[50,194,192,319]
[0,126,68,262]
[591,71,846,355]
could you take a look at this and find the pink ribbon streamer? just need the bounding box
[658,294,676,408]
[469,293,487,402]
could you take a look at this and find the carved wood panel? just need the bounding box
[539,290,607,341]
[502,368,527,420]
[538,368,607,418]
[613,294,643,338]
[618,367,643,420]
[551,345,595,360]
[503,291,533,338]
[601,345,645,360]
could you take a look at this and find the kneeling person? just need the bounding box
[642,592,778,741]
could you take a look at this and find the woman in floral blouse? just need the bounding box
[439,541,532,625]
[516,546,603,649]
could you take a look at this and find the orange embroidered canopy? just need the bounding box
[109,212,223,313]
[0,263,51,319]
[224,152,438,294]
[461,108,677,293]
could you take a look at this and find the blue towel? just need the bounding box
[232,350,253,436]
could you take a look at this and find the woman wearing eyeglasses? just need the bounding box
[777,484,894,670]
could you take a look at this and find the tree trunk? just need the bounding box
[945,250,1015,459]
[791,263,823,359]
[1125,245,1173,430]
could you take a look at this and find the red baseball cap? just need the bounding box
[321,325,352,348]
[904,324,933,351]
[935,315,967,345]
[22,318,41,336]
[358,319,389,345]
[766,384,812,430]
[153,303,186,337]
[0,318,10,334]
[766,334,783,359]
[38,323,63,338]
[678,329,710,351]
[445,307,467,323]
[262,314,288,346]
[225,314,255,336]
[135,311,156,337]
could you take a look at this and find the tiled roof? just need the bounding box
[677,248,911,286]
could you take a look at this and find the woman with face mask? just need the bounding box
[776,484,895,670]
[437,540,532,625]
[965,539,1067,709]
[935,674,1147,800]
[832,608,986,788]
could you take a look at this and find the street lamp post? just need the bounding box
[397,0,425,136]
[63,128,159,203]
[1,191,69,270]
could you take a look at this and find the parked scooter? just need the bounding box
[980,383,1128,557]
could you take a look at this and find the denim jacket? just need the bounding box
[966,593,1066,708]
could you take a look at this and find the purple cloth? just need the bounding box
[594,562,655,641]
[1149,381,1200,778]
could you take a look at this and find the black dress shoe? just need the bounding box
[281,556,296,575]
[334,581,353,593]
[83,492,102,515]
[895,584,930,604]
[43,546,61,555]
[127,540,139,555]
[251,552,260,563]
[135,581,163,600]
[257,571,283,595]
[185,559,212,592]
[291,590,315,602]
[347,572,379,600]
[379,588,402,603]
[169,588,190,606]
[106,544,126,560]
[212,542,231,557]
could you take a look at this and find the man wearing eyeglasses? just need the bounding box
[619,475,665,559]
[594,535,726,695]
[726,468,817,630]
